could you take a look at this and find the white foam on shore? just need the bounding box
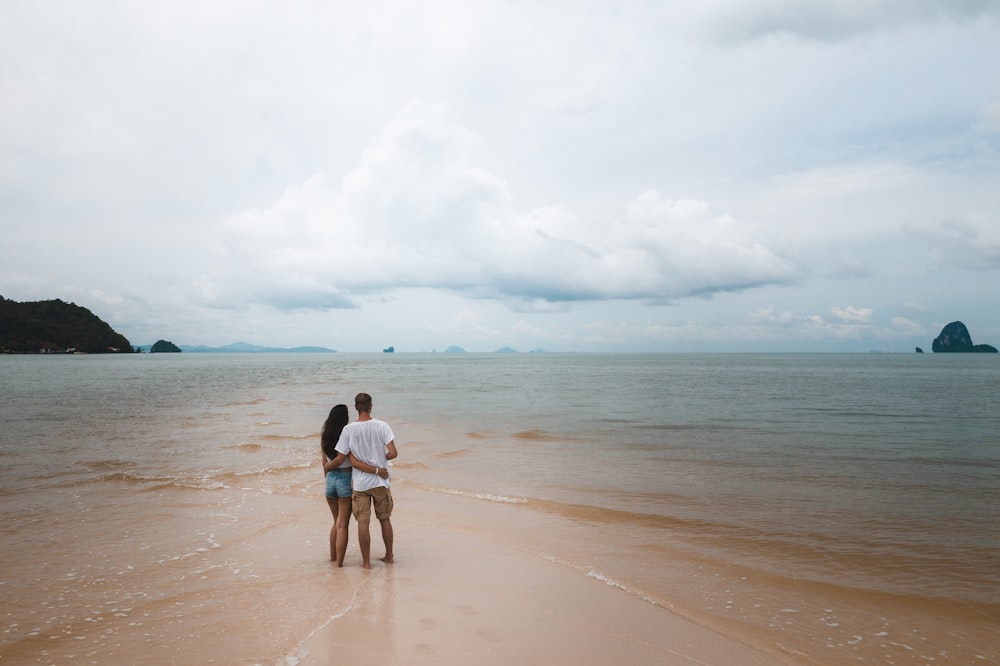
[282,584,365,666]
[430,486,528,504]
[540,554,665,608]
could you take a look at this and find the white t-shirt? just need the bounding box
[335,418,394,492]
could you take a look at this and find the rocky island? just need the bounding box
[150,339,182,353]
[932,321,998,353]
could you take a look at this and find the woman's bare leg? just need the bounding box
[326,497,339,562]
[334,497,351,567]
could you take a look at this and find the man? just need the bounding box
[333,392,397,568]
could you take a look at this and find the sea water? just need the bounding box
[1,352,997,663]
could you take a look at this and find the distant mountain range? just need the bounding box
[1,297,532,356]
[139,343,537,353]
[138,341,337,353]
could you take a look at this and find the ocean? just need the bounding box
[1,352,997,664]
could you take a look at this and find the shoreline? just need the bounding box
[288,482,782,665]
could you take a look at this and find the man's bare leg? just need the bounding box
[357,517,372,569]
[378,518,394,563]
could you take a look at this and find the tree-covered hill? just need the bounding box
[0,296,135,353]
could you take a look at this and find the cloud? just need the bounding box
[749,304,877,339]
[751,163,929,242]
[693,0,1000,43]
[749,306,798,326]
[975,101,1000,133]
[577,303,926,349]
[205,100,801,311]
[911,212,1000,271]
[890,316,924,335]
[830,306,874,323]
[2,3,997,351]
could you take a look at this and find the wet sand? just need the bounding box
[0,462,781,666]
[290,482,781,665]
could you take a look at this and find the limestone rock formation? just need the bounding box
[931,321,998,353]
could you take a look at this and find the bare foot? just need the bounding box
[379,555,394,563]
[362,562,372,570]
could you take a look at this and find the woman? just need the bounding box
[320,403,384,566]
[321,404,353,565]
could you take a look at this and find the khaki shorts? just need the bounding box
[352,486,393,521]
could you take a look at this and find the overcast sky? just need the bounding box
[3,1,998,352]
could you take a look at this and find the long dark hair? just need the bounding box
[321,404,349,459]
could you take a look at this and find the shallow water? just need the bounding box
[1,352,997,663]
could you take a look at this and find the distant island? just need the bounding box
[932,321,998,353]
[138,341,337,353]
[0,296,135,353]
[0,296,341,354]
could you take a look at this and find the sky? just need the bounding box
[2,1,999,352]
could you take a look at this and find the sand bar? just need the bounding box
[291,483,781,665]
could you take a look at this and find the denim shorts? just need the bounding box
[325,468,352,499]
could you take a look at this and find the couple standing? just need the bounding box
[321,392,398,569]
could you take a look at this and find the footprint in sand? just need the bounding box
[476,627,501,643]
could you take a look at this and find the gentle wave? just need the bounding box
[433,448,472,459]
[541,553,664,608]
[257,432,316,441]
[90,461,316,491]
[221,398,269,407]
[389,461,428,471]
[285,582,368,665]
[229,443,263,452]
[414,482,528,504]
[97,470,228,490]
[220,461,314,480]
[525,495,1000,605]
[512,429,563,441]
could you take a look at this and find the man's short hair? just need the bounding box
[355,392,373,412]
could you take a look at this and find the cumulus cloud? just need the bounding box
[578,305,928,348]
[206,100,801,311]
[2,3,997,351]
[748,305,878,339]
[830,306,874,323]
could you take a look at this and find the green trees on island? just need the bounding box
[150,340,181,353]
[0,296,135,353]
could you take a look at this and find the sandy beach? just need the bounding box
[291,481,780,666]
[0,473,781,665]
